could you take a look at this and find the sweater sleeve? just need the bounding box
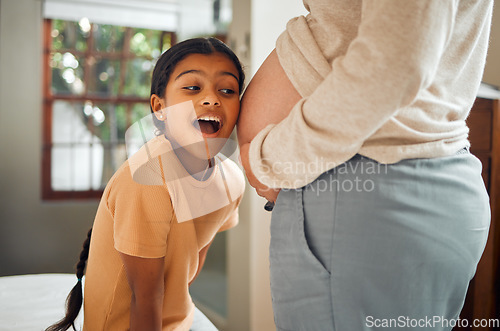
[249,0,457,189]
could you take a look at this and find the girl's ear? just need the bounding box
[151,94,166,121]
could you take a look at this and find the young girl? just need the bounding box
[47,37,246,331]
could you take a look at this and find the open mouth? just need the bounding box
[195,115,222,135]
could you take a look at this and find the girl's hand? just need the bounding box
[120,253,165,331]
[239,143,280,203]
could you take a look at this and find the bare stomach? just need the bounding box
[237,49,302,146]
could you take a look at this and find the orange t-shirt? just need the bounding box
[83,136,244,330]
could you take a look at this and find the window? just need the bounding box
[42,18,175,199]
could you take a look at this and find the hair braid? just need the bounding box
[46,228,92,331]
[75,228,91,280]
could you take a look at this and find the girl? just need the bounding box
[47,37,245,331]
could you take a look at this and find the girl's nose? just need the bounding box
[201,93,220,106]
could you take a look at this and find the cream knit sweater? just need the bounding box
[249,0,493,189]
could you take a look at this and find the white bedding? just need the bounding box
[0,274,83,331]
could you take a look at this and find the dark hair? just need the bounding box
[150,37,245,131]
[46,228,92,331]
[46,38,244,331]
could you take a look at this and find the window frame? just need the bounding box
[42,18,176,200]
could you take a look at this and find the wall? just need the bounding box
[0,0,97,277]
[483,4,500,87]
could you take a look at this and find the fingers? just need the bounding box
[256,187,280,203]
[239,142,280,203]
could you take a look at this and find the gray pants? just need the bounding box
[269,152,490,331]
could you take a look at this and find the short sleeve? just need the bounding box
[106,163,174,258]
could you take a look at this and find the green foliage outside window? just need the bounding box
[50,19,172,143]
[47,19,174,193]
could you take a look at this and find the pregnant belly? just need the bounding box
[237,49,302,145]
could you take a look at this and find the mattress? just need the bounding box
[0,273,83,330]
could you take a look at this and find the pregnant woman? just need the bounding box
[237,1,493,330]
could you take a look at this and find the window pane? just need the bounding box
[161,33,173,53]
[52,101,94,143]
[132,103,151,124]
[50,52,85,95]
[122,59,153,97]
[115,104,128,140]
[87,102,111,142]
[93,24,126,53]
[113,144,128,170]
[52,19,89,52]
[45,18,176,198]
[87,58,121,96]
[51,146,72,190]
[100,144,127,188]
[90,103,143,143]
[130,28,163,58]
[51,144,103,191]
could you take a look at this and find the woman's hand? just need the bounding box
[240,143,280,203]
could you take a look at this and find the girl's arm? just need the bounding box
[120,253,165,331]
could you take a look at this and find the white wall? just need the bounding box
[483,4,500,87]
[250,0,307,74]
[0,0,98,276]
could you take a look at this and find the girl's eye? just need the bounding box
[220,88,235,95]
[183,86,200,91]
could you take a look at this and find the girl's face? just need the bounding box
[151,53,241,160]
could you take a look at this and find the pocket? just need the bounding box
[270,189,334,330]
[271,189,330,276]
[294,189,331,275]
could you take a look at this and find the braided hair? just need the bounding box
[46,228,92,331]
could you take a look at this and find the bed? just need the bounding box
[0,273,83,331]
